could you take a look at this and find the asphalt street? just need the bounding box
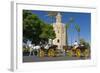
[23,55,86,62]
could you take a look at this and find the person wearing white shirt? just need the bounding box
[73,41,79,49]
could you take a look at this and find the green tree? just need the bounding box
[23,10,56,45]
[75,24,80,44]
[39,24,56,44]
[23,14,43,44]
[80,38,90,49]
[23,10,32,20]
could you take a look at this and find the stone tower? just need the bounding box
[53,12,66,49]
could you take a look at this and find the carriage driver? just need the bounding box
[73,41,79,49]
[73,41,79,48]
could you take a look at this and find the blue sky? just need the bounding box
[31,10,91,45]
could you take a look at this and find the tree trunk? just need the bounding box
[78,32,80,44]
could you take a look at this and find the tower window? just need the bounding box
[58,30,59,33]
[57,39,59,43]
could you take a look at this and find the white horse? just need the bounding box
[25,40,53,56]
[44,44,51,49]
[27,43,34,56]
[33,45,41,50]
[27,44,41,56]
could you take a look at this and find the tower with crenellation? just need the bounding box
[52,12,66,49]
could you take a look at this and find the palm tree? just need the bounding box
[66,17,74,47]
[65,23,70,47]
[66,18,80,46]
[75,24,80,44]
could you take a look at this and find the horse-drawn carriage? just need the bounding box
[66,44,90,58]
[38,45,58,57]
[23,41,62,57]
[23,40,90,58]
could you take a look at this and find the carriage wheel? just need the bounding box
[67,50,73,57]
[48,49,55,57]
[54,49,58,57]
[39,49,45,57]
[84,49,90,58]
[76,49,81,57]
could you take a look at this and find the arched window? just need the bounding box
[57,39,59,43]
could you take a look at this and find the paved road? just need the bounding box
[23,55,85,62]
